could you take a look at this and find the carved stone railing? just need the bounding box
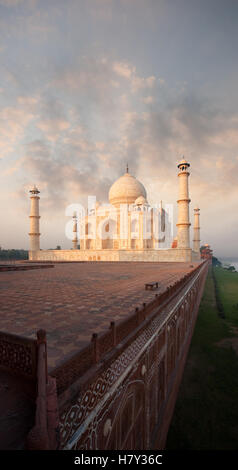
[26,330,49,449]
[0,261,208,450]
[0,329,59,450]
[55,261,208,450]
[0,331,38,379]
[51,263,205,395]
[26,330,59,450]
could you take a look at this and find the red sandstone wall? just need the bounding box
[55,262,208,450]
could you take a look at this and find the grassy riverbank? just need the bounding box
[166,266,238,450]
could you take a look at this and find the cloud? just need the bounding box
[0,2,55,41]
[3,61,238,220]
[113,60,156,93]
[54,57,114,97]
[17,96,38,106]
[1,45,238,254]
[3,156,26,176]
[53,57,157,119]
[131,75,156,93]
[112,61,135,79]
[142,96,154,104]
[0,0,24,5]
[20,148,113,214]
[0,102,36,158]
[37,119,70,142]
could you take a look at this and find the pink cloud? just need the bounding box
[37,119,71,142]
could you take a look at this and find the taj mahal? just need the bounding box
[28,158,201,263]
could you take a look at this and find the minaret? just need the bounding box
[29,185,40,251]
[193,207,200,254]
[72,212,78,250]
[176,158,191,249]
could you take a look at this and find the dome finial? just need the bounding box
[126,163,129,173]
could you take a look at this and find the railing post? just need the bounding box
[37,329,48,384]
[46,376,60,450]
[27,329,49,450]
[143,303,147,319]
[92,333,99,363]
[135,307,140,326]
[110,321,116,347]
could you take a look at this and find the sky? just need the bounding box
[0,0,238,257]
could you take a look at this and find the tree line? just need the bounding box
[0,249,28,260]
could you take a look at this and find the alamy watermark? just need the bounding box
[65,196,174,249]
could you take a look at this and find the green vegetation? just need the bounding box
[214,267,238,326]
[166,267,238,450]
[0,248,28,260]
[227,265,236,272]
[212,256,221,267]
[212,267,225,318]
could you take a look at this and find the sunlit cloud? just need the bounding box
[0,105,35,158]
[0,0,238,256]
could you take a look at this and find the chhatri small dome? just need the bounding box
[29,184,40,194]
[135,195,148,205]
[178,157,190,169]
[109,170,147,207]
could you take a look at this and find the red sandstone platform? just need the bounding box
[0,262,200,371]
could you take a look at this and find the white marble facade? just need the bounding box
[29,160,201,262]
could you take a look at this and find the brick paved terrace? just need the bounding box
[0,261,201,371]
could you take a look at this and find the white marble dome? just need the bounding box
[109,172,147,207]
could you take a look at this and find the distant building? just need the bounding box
[201,244,213,264]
